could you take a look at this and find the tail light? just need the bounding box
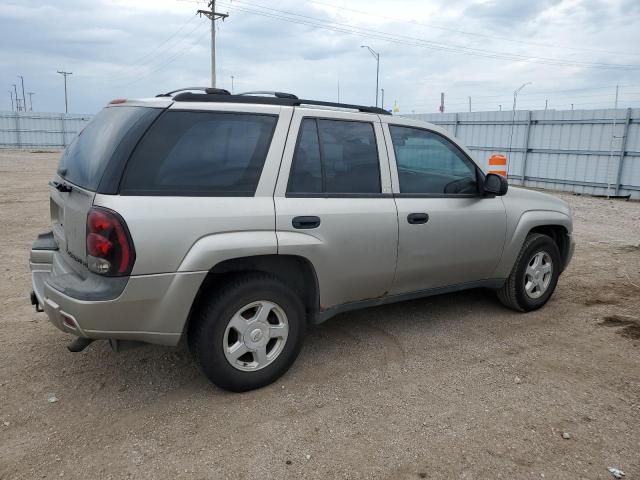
[86,207,135,276]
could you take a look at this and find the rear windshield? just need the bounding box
[119,111,277,196]
[57,106,152,190]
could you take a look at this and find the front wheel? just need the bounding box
[189,274,306,392]
[497,233,561,312]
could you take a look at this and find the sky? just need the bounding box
[1,0,639,115]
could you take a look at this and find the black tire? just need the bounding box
[189,273,306,392]
[497,233,561,312]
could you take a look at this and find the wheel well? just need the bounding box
[187,255,319,331]
[528,225,570,270]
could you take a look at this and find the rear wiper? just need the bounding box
[49,180,73,193]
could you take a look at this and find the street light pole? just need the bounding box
[57,70,72,114]
[231,75,234,93]
[381,88,384,110]
[507,82,531,174]
[361,45,380,107]
[18,75,26,114]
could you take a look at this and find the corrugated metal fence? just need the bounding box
[406,108,640,199]
[0,111,92,149]
[2,108,639,199]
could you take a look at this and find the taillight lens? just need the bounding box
[86,207,135,276]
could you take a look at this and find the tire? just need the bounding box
[497,233,561,312]
[189,273,306,392]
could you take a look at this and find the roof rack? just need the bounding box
[238,91,299,99]
[156,87,230,97]
[171,91,390,115]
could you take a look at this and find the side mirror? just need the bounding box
[483,173,508,196]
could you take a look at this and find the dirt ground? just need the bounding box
[1,150,639,480]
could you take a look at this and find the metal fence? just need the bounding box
[2,108,639,199]
[406,108,640,199]
[0,111,92,149]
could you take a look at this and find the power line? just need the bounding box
[300,0,640,58]
[112,21,207,83]
[216,1,635,70]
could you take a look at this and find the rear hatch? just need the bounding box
[51,105,162,275]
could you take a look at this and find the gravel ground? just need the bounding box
[1,150,639,480]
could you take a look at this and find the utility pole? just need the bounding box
[57,70,72,114]
[9,91,14,112]
[439,92,445,113]
[27,92,35,111]
[381,88,384,110]
[197,1,229,88]
[499,104,502,111]
[468,96,471,112]
[545,98,548,111]
[360,45,380,107]
[12,84,20,112]
[230,75,234,93]
[18,75,26,114]
[337,80,340,103]
[571,103,574,110]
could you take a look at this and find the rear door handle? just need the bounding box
[407,213,429,224]
[292,216,321,229]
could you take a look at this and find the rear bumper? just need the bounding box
[30,232,206,346]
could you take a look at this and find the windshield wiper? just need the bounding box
[49,180,72,193]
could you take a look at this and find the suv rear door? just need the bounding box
[382,117,506,295]
[274,108,398,310]
[52,105,161,274]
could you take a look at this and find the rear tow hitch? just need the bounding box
[30,291,43,312]
[67,337,95,353]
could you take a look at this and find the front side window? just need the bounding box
[389,126,479,195]
[287,118,381,195]
[120,111,277,195]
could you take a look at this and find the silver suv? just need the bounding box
[30,88,575,392]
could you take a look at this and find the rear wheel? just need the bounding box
[497,233,561,312]
[189,274,306,392]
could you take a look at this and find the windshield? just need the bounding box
[57,106,151,191]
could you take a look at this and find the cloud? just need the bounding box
[0,0,638,114]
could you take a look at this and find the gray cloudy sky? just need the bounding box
[1,0,639,114]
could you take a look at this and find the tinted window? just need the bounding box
[389,126,478,194]
[287,119,381,195]
[121,111,277,195]
[58,106,152,190]
[287,119,322,193]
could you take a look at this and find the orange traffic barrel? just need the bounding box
[488,154,507,177]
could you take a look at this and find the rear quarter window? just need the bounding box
[120,111,277,196]
[58,106,155,191]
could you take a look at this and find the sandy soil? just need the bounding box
[0,150,639,480]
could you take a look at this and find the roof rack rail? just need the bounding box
[238,91,299,99]
[156,87,230,97]
[171,92,390,115]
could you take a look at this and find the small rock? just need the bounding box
[3,421,10,427]
[608,467,625,479]
[514,376,522,384]
[305,454,311,461]
[285,460,292,466]
[47,395,58,404]
[562,432,571,439]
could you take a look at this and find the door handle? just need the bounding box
[407,213,429,224]
[292,216,321,229]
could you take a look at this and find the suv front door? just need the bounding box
[382,119,506,295]
[274,108,398,310]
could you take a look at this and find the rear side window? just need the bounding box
[58,106,154,191]
[287,118,381,195]
[120,111,277,196]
